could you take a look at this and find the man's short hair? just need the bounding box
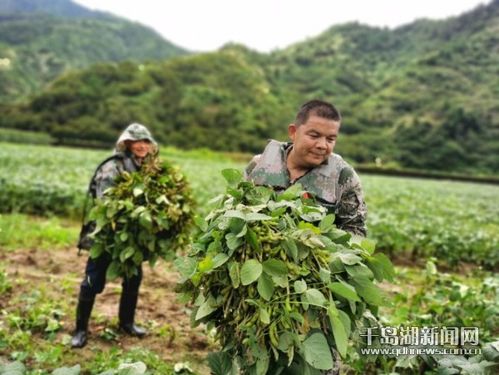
[295,99,341,126]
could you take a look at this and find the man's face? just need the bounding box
[288,115,340,168]
[127,140,152,158]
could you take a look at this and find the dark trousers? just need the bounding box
[79,252,143,300]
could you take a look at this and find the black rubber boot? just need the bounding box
[118,291,147,337]
[71,296,95,348]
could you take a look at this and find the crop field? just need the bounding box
[1,142,498,267]
[0,142,498,374]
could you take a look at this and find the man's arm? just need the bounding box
[243,155,261,181]
[93,160,120,198]
[335,167,367,237]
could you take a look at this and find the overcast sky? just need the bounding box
[75,0,490,52]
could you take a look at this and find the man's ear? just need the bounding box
[288,123,298,142]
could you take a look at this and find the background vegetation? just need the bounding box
[0,0,187,102]
[0,1,498,373]
[0,144,497,374]
[1,0,498,174]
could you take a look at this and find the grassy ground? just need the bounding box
[1,143,498,373]
[1,142,498,266]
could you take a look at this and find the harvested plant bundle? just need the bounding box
[88,157,194,279]
[176,169,394,374]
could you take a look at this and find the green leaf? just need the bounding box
[225,233,243,251]
[236,223,247,238]
[245,228,261,252]
[240,259,263,285]
[245,212,272,221]
[174,257,197,280]
[1,362,26,375]
[116,362,147,375]
[132,187,144,197]
[294,279,307,294]
[329,280,360,302]
[278,184,303,201]
[482,341,499,362]
[351,276,384,306]
[272,274,289,288]
[224,210,246,220]
[345,264,374,279]
[195,298,217,320]
[277,331,296,352]
[328,281,361,302]
[211,253,230,269]
[132,251,143,265]
[255,347,270,375]
[138,212,152,230]
[207,352,235,375]
[194,215,208,231]
[228,261,240,288]
[52,365,81,375]
[319,267,331,283]
[89,243,104,259]
[360,238,376,254]
[119,247,135,262]
[257,273,274,301]
[328,305,348,358]
[319,214,335,232]
[305,289,326,307]
[367,253,395,282]
[336,251,362,265]
[302,331,334,370]
[338,309,352,338]
[106,261,121,280]
[259,308,270,325]
[221,169,243,185]
[262,259,288,277]
[198,256,214,273]
[281,238,298,262]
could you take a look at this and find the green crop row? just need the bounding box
[1,142,498,267]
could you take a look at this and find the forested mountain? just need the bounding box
[265,0,499,173]
[0,0,187,102]
[1,0,498,174]
[0,53,294,152]
[0,0,107,18]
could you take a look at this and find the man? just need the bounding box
[71,123,157,348]
[245,99,367,237]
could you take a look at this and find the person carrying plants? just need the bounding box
[245,99,367,237]
[244,99,367,374]
[71,123,157,348]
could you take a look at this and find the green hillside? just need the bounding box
[0,0,106,18]
[267,0,499,173]
[0,0,187,102]
[0,52,294,151]
[1,0,498,174]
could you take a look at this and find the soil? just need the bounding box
[0,246,213,374]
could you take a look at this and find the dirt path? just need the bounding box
[0,246,213,373]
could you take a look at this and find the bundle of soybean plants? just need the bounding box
[88,156,195,279]
[175,169,395,375]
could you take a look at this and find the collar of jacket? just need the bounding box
[248,140,338,203]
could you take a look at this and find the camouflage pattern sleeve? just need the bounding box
[335,167,367,237]
[94,159,120,198]
[244,155,261,181]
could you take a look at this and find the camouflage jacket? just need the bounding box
[92,151,141,198]
[244,140,367,236]
[78,151,141,250]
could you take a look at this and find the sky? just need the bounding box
[74,0,490,52]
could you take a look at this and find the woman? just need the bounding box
[72,123,157,348]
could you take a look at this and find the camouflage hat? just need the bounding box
[115,123,158,153]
